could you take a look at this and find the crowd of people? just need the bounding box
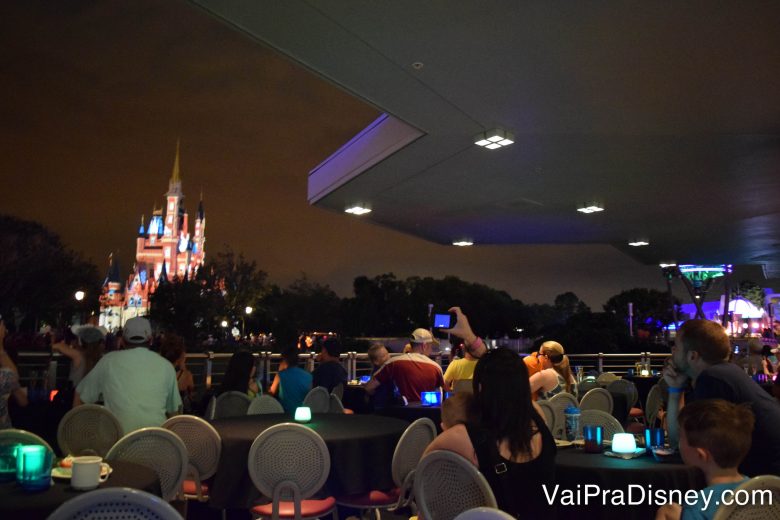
[2,309,780,520]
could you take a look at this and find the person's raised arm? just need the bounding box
[662,359,688,450]
[443,307,486,358]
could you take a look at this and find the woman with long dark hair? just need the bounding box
[218,350,259,398]
[424,308,556,518]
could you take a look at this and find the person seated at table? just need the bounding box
[160,333,195,413]
[524,340,575,400]
[441,392,474,431]
[52,325,105,387]
[75,317,181,433]
[312,336,347,393]
[424,309,555,519]
[365,343,394,409]
[218,350,260,398]
[664,319,780,476]
[270,346,312,413]
[0,321,28,429]
[368,343,390,369]
[655,399,752,520]
[365,328,443,402]
[442,333,486,392]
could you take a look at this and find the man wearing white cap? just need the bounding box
[74,317,181,433]
[365,327,443,402]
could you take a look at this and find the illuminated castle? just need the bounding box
[99,143,206,331]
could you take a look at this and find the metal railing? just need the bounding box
[14,349,668,399]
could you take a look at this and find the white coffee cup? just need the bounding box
[71,456,108,490]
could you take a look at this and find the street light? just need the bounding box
[74,290,85,301]
[220,320,228,328]
[243,306,253,337]
[74,290,86,324]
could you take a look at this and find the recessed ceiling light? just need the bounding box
[628,241,649,247]
[474,129,514,150]
[577,204,605,214]
[344,205,371,215]
[452,240,474,247]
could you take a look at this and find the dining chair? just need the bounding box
[577,377,600,395]
[302,386,330,413]
[547,392,579,439]
[578,410,624,439]
[645,384,665,428]
[712,474,780,520]
[57,404,123,457]
[414,450,497,520]
[106,427,188,502]
[247,422,337,520]
[536,400,556,434]
[48,486,183,520]
[578,388,614,415]
[0,428,54,454]
[328,393,345,413]
[454,507,516,520]
[330,383,344,400]
[248,395,285,415]
[162,415,221,503]
[336,417,437,517]
[596,372,619,386]
[212,391,252,419]
[452,379,473,394]
[606,379,644,426]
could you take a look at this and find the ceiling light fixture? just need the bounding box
[659,263,677,268]
[577,204,605,214]
[474,129,514,149]
[452,240,474,247]
[628,240,650,247]
[344,205,371,216]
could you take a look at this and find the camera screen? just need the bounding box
[433,313,452,328]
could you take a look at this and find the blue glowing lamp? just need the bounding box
[612,433,637,454]
[421,391,441,407]
[294,407,312,423]
[16,445,52,491]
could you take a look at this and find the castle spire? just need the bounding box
[171,139,181,184]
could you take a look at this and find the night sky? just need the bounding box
[1,0,767,308]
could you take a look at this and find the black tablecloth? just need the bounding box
[342,384,373,414]
[555,448,705,520]
[0,460,161,520]
[376,403,442,431]
[607,392,628,425]
[209,413,409,509]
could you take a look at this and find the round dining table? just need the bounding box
[555,447,705,520]
[0,460,161,520]
[376,402,443,432]
[208,413,409,509]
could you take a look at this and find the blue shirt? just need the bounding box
[278,366,312,413]
[681,479,748,520]
[76,347,181,434]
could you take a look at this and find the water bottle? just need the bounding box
[564,405,581,442]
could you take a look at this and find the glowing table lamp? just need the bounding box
[16,445,52,491]
[294,407,312,423]
[611,433,637,454]
[421,391,441,407]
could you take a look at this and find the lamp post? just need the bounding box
[74,290,85,324]
[243,306,253,337]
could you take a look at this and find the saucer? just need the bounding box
[52,463,112,480]
[555,439,574,448]
[603,448,645,460]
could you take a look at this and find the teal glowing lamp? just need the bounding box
[0,443,21,482]
[421,391,441,407]
[294,407,312,423]
[16,445,52,491]
[611,433,637,454]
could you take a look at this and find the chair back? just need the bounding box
[712,475,780,520]
[537,400,556,433]
[213,391,252,419]
[392,417,437,488]
[452,379,473,394]
[48,486,183,520]
[328,393,345,413]
[579,410,624,439]
[547,392,579,439]
[579,388,614,414]
[414,450,497,520]
[645,384,664,427]
[247,423,330,517]
[302,386,330,413]
[331,383,344,400]
[606,379,639,413]
[0,428,54,454]
[106,427,188,502]
[578,377,600,395]
[247,394,285,415]
[455,507,516,520]
[596,372,619,386]
[162,415,221,483]
[57,404,123,457]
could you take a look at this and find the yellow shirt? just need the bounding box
[443,357,478,385]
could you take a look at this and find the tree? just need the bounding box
[731,280,765,310]
[603,288,680,337]
[554,292,590,323]
[0,214,100,330]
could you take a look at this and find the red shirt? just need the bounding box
[374,353,444,402]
